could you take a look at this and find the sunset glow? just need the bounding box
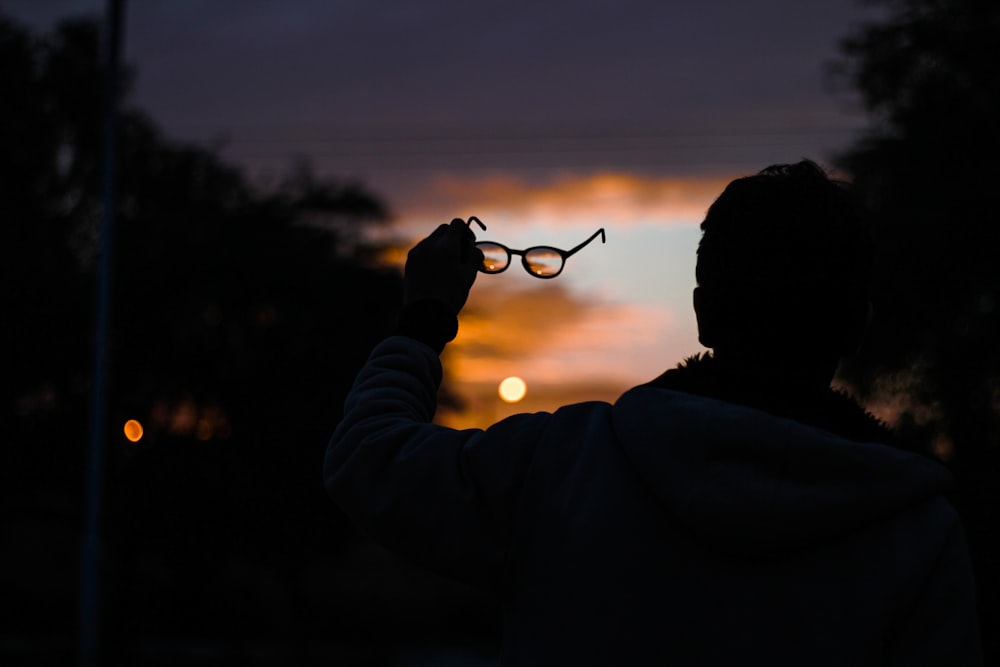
[392,172,731,233]
[398,170,716,427]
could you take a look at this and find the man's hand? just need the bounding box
[403,218,483,315]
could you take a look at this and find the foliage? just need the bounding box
[833,0,1000,461]
[833,0,1000,658]
[0,14,500,659]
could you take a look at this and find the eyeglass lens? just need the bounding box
[524,248,562,277]
[477,243,511,274]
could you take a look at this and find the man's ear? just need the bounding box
[693,287,716,348]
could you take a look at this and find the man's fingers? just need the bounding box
[467,245,485,273]
[447,217,478,243]
[411,219,477,264]
[450,219,482,268]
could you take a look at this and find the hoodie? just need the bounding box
[325,336,981,665]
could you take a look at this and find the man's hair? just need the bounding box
[696,160,872,354]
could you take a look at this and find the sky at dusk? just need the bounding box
[6,0,888,424]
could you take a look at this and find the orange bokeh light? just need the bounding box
[123,419,144,442]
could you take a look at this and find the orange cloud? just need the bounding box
[438,289,683,429]
[453,281,590,360]
[445,280,680,388]
[394,171,731,230]
[447,283,585,389]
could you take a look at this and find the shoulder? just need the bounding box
[612,385,769,438]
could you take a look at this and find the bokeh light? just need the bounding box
[123,419,144,442]
[498,376,527,403]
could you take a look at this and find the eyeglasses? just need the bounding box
[465,216,606,279]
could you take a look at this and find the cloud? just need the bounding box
[447,280,678,386]
[393,171,730,231]
[455,281,589,356]
[437,279,685,428]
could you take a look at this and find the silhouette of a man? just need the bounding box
[326,161,981,665]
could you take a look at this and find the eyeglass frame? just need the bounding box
[465,216,606,279]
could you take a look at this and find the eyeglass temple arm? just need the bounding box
[467,216,487,231]
[563,228,606,257]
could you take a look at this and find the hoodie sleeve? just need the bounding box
[324,335,550,586]
[885,508,983,666]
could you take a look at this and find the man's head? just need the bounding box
[694,160,872,383]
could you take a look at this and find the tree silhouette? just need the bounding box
[1,14,500,665]
[832,0,1000,659]
[833,0,999,457]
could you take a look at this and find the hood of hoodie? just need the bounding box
[611,356,952,558]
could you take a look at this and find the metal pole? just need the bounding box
[80,1,125,665]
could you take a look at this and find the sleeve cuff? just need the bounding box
[394,299,459,354]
